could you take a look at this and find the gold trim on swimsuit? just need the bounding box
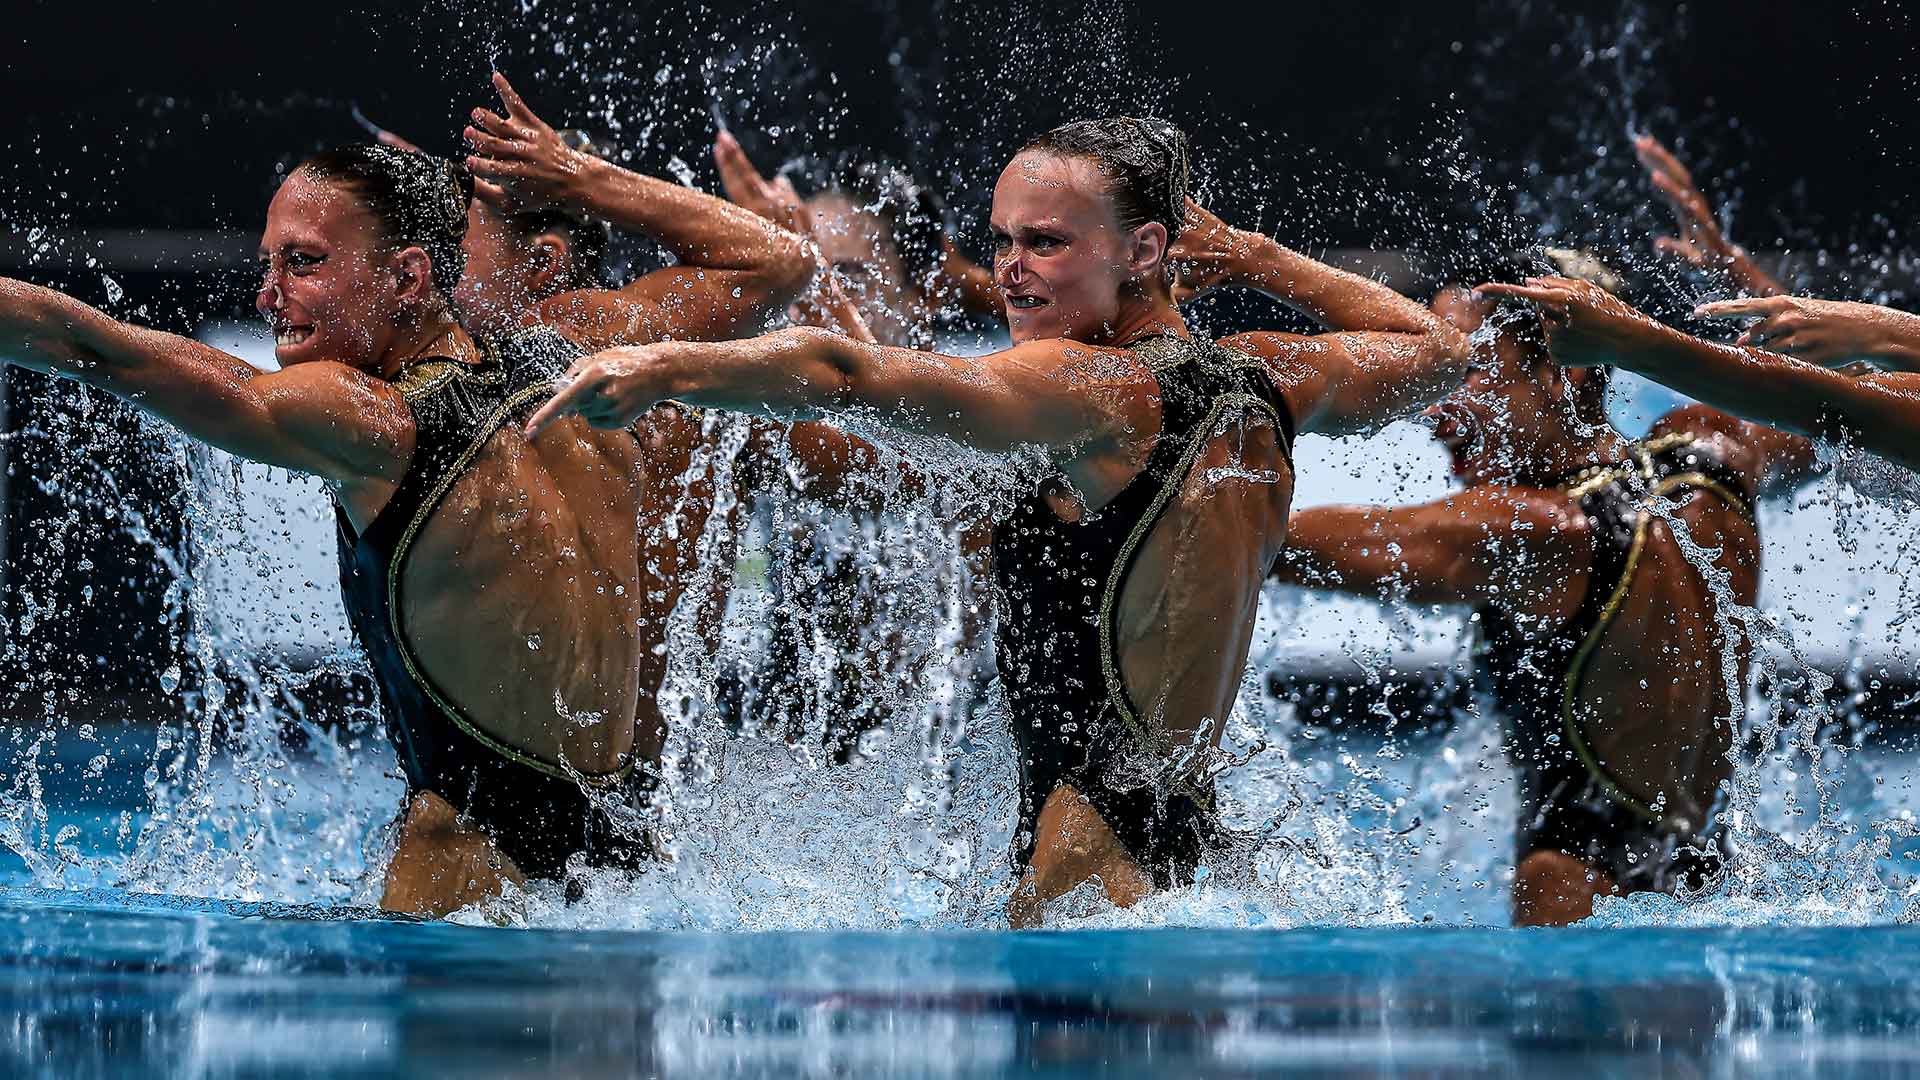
[1556,433,1752,823]
[1095,340,1291,804]
[385,361,633,788]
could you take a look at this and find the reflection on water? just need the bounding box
[4,891,1919,1077]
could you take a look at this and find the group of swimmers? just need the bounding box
[4,72,1918,926]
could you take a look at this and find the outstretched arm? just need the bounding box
[1695,295,1920,374]
[1634,134,1785,297]
[1273,489,1588,621]
[0,279,408,483]
[525,327,1158,506]
[1480,276,1920,473]
[464,73,813,346]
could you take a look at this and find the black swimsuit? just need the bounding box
[336,327,654,882]
[1474,433,1754,892]
[992,333,1293,889]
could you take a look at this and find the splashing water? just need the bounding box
[1,0,1918,937]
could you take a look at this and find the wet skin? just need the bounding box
[0,121,811,918]
[525,148,1467,924]
[261,171,731,916]
[1276,287,1815,925]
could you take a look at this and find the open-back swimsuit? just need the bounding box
[992,332,1294,889]
[1475,432,1753,892]
[335,327,654,881]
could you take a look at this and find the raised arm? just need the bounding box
[1172,200,1440,333]
[1273,489,1588,621]
[1480,276,1920,473]
[464,73,813,346]
[525,327,1158,506]
[1171,201,1467,435]
[1634,134,1786,297]
[0,279,409,485]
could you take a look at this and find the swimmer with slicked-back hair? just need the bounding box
[1274,254,1818,925]
[524,116,1471,925]
[0,72,815,919]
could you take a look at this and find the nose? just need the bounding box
[255,269,283,317]
[996,247,1025,289]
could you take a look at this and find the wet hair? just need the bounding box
[502,129,614,289]
[798,154,949,289]
[1020,117,1192,244]
[296,143,474,299]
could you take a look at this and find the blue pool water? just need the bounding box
[4,885,1917,1077]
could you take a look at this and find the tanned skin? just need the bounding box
[1478,277,1920,474]
[0,75,811,919]
[1273,286,1816,925]
[523,151,1468,925]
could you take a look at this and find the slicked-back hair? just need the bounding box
[297,143,474,299]
[1020,117,1192,244]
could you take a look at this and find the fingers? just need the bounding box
[713,130,771,206]
[462,125,521,160]
[469,106,519,140]
[491,71,539,125]
[1694,296,1786,319]
[1633,133,1691,184]
[524,377,591,440]
[473,178,512,209]
[1472,281,1574,305]
[466,155,533,181]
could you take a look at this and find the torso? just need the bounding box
[991,332,1295,881]
[1478,432,1759,839]
[338,329,714,779]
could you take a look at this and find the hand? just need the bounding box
[1168,199,1259,303]
[464,72,599,214]
[1695,294,1920,370]
[1634,134,1741,271]
[523,342,689,439]
[1475,276,1672,368]
[712,130,804,232]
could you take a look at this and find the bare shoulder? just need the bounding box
[261,360,408,416]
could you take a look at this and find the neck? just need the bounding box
[1515,419,1630,486]
[1099,291,1188,348]
[375,306,477,381]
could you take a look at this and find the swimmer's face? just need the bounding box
[1423,287,1566,484]
[806,191,917,347]
[455,199,571,337]
[256,170,416,370]
[991,151,1157,345]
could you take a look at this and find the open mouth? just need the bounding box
[1006,294,1048,311]
[273,325,314,348]
[1422,402,1482,457]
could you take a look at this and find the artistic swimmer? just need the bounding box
[1481,136,1920,473]
[523,117,1470,925]
[0,74,814,917]
[1273,255,1817,925]
[711,128,1000,754]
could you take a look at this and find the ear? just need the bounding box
[392,247,436,304]
[527,231,573,294]
[1124,221,1169,280]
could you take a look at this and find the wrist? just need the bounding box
[562,153,621,213]
[1226,231,1289,290]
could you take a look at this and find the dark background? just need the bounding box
[1,0,1916,722]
